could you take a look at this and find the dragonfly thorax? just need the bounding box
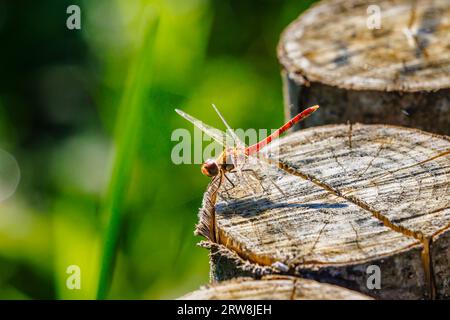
[221,151,236,172]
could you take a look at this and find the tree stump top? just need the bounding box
[179,275,371,300]
[278,0,450,92]
[198,124,450,299]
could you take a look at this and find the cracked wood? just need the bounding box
[199,124,450,299]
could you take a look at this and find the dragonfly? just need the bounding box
[175,104,319,197]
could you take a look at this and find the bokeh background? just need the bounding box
[0,0,317,299]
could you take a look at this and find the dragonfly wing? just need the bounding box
[211,104,245,148]
[243,153,286,196]
[175,109,227,146]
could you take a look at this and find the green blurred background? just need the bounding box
[0,0,316,299]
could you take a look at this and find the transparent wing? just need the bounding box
[244,153,286,196]
[222,151,286,197]
[175,108,228,146]
[211,104,245,148]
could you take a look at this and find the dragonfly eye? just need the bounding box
[201,159,219,177]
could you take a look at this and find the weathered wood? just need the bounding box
[179,275,372,300]
[278,0,450,135]
[197,124,450,299]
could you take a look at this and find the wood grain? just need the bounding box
[179,275,372,300]
[198,124,450,299]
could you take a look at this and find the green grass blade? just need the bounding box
[96,14,159,300]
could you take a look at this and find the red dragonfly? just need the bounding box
[175,104,319,196]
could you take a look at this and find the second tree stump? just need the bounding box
[197,124,450,300]
[278,0,450,135]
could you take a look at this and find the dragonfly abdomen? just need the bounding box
[245,105,319,155]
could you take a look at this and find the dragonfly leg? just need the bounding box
[211,171,224,200]
[210,174,219,184]
[228,168,263,194]
[221,173,236,199]
[223,172,235,188]
[216,173,235,201]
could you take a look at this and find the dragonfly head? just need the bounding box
[201,159,219,177]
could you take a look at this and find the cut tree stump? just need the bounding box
[179,275,372,300]
[196,124,450,300]
[278,0,450,135]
